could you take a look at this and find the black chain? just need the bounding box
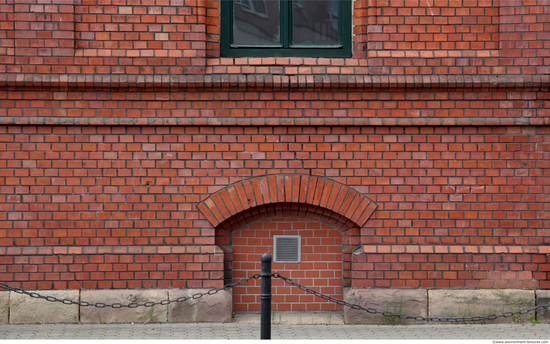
[4,272,550,323]
[272,272,550,323]
[0,274,260,309]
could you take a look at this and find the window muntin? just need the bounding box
[221,0,351,57]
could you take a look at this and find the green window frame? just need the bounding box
[221,0,352,58]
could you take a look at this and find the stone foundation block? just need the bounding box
[536,290,550,324]
[429,290,535,324]
[10,290,79,324]
[80,290,168,324]
[0,292,8,324]
[168,289,232,323]
[343,288,428,324]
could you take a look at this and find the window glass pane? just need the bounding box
[233,0,280,45]
[292,0,339,46]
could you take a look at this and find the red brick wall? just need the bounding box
[0,0,549,313]
[365,0,499,52]
[233,217,343,312]
[353,246,546,289]
[0,0,75,58]
[0,124,548,292]
[74,0,206,72]
[2,0,547,74]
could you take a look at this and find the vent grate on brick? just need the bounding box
[274,235,301,263]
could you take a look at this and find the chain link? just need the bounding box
[272,272,550,323]
[0,274,260,309]
[3,272,550,323]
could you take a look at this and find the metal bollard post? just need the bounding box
[260,253,272,340]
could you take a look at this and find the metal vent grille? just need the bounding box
[273,236,301,263]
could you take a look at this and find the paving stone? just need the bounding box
[1,323,550,340]
[234,310,344,324]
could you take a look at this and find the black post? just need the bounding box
[260,253,272,340]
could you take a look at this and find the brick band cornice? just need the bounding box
[0,74,548,92]
[198,175,377,228]
[361,245,550,255]
[3,245,547,256]
[2,117,549,127]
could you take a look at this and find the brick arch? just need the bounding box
[215,202,362,252]
[197,174,378,228]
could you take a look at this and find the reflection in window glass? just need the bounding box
[233,0,280,45]
[292,0,339,46]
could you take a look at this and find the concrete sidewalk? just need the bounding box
[1,323,550,340]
